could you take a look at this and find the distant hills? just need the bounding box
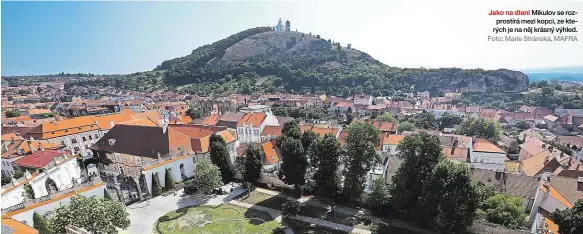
[522,66,583,82]
[10,27,533,95]
[144,27,530,95]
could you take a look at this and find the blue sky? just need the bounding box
[2,1,582,76]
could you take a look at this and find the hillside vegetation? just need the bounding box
[59,27,530,96]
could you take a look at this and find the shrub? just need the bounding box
[301,180,317,195]
[158,215,170,222]
[281,199,303,217]
[164,168,175,190]
[151,173,162,197]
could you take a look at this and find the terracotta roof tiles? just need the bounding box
[237,112,266,127]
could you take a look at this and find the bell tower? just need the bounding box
[285,20,291,32]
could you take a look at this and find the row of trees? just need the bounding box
[271,120,379,200]
[364,132,487,233]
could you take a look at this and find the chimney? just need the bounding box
[544,155,550,165]
[162,123,168,134]
[110,121,115,129]
[28,141,36,153]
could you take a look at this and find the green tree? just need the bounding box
[314,134,342,196]
[300,130,320,152]
[551,200,583,234]
[209,134,235,183]
[342,121,380,199]
[397,121,414,133]
[413,111,438,130]
[389,132,443,211]
[439,112,462,130]
[164,168,176,190]
[18,89,30,95]
[244,144,263,183]
[186,108,201,119]
[33,212,53,234]
[481,194,525,228]
[191,159,223,194]
[24,183,35,199]
[419,160,478,233]
[49,195,130,234]
[376,112,395,122]
[456,117,501,141]
[280,137,307,186]
[1,174,11,186]
[104,189,113,201]
[151,173,163,196]
[280,121,307,186]
[280,121,301,140]
[516,120,531,130]
[281,199,303,217]
[5,109,21,118]
[366,179,389,215]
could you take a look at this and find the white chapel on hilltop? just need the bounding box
[274,18,291,32]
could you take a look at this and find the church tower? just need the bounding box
[275,18,283,32]
[285,20,291,32]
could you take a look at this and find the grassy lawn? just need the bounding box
[239,190,289,210]
[154,204,281,234]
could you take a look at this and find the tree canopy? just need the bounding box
[390,132,443,211]
[456,117,501,141]
[480,194,525,228]
[376,112,395,122]
[551,200,583,234]
[191,159,223,194]
[313,133,342,196]
[49,195,130,234]
[244,144,263,183]
[342,121,380,199]
[397,121,414,133]
[209,134,235,182]
[418,160,479,233]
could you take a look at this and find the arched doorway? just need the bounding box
[180,164,185,180]
[45,178,58,195]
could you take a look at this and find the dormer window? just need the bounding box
[108,139,116,146]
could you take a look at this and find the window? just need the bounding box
[108,139,116,146]
[118,165,125,175]
[82,137,86,142]
[61,141,65,146]
[95,134,99,139]
[88,135,93,140]
[71,139,77,143]
[74,147,80,151]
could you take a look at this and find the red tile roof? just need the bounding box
[237,112,266,127]
[473,138,505,153]
[261,125,282,137]
[262,140,280,165]
[382,134,405,145]
[203,114,220,125]
[13,149,70,169]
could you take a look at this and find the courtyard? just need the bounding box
[154,204,281,234]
